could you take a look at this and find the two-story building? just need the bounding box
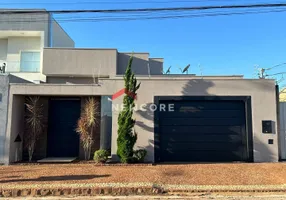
[0,9,283,165]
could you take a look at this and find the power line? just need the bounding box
[2,3,286,14]
[266,62,286,70]
[1,8,285,23]
[267,72,286,76]
[0,0,237,5]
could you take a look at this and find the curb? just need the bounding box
[0,187,164,198]
[1,186,286,197]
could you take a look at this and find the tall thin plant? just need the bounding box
[76,97,100,160]
[117,56,141,163]
[25,96,45,162]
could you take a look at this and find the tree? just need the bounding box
[25,96,45,162]
[76,97,100,160]
[117,56,141,163]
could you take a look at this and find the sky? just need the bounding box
[1,0,286,86]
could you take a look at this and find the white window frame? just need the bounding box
[20,50,41,73]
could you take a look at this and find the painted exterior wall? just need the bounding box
[107,79,278,163]
[117,53,149,75]
[0,75,31,164]
[52,20,75,48]
[0,11,50,47]
[6,37,41,72]
[0,39,8,60]
[149,58,164,75]
[43,50,164,77]
[280,102,286,160]
[43,48,118,77]
[0,76,9,164]
[100,96,112,150]
[5,78,278,164]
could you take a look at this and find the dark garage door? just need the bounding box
[47,98,81,157]
[156,97,251,162]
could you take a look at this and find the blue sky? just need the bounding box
[1,0,286,84]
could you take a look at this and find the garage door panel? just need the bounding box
[160,118,244,126]
[162,142,243,151]
[161,151,243,162]
[160,125,242,135]
[157,98,249,162]
[159,110,244,118]
[161,101,245,110]
[161,134,242,143]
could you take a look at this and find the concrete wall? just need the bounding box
[6,78,278,163]
[100,96,112,151]
[6,95,25,163]
[0,39,8,60]
[43,48,117,77]
[280,102,286,160]
[52,20,74,48]
[0,75,9,164]
[0,74,30,164]
[108,78,278,163]
[149,58,164,75]
[117,53,163,75]
[6,37,41,72]
[0,12,50,47]
[117,53,149,75]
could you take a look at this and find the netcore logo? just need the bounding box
[110,88,175,112]
[112,103,175,112]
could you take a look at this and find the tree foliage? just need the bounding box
[25,96,45,162]
[76,97,100,160]
[117,56,141,163]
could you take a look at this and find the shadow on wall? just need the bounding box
[253,134,277,162]
[117,53,162,75]
[135,79,214,161]
[136,79,214,131]
[101,115,112,150]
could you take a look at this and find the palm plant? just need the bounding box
[76,97,100,160]
[25,96,44,162]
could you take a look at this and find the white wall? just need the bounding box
[0,39,8,61]
[52,20,74,47]
[5,37,46,82]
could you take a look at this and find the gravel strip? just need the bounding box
[1,163,286,187]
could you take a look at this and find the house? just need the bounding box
[0,9,281,165]
[280,88,286,102]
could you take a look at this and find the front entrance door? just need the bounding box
[47,98,81,157]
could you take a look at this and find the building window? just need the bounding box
[20,52,40,72]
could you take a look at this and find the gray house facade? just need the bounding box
[0,9,281,165]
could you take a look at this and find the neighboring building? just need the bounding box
[0,9,281,165]
[280,88,286,102]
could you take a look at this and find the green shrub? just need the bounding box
[133,149,147,162]
[93,150,109,163]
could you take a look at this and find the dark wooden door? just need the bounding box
[47,98,81,157]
